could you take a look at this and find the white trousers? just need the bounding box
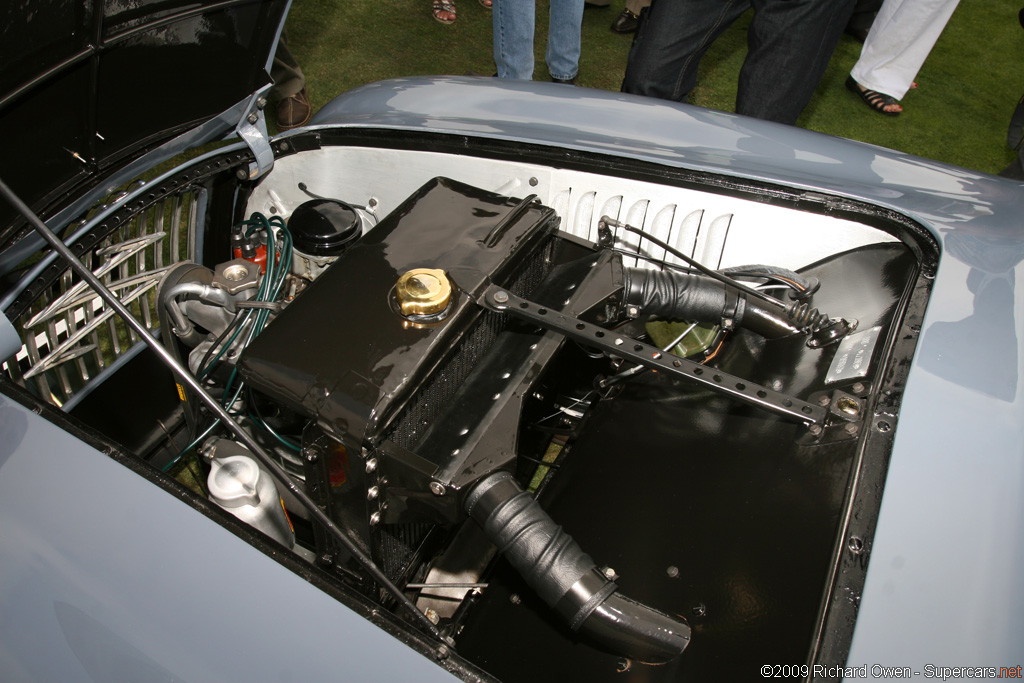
[850,0,960,100]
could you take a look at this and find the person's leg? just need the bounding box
[546,0,586,81]
[846,0,883,40]
[270,30,312,130]
[270,30,305,100]
[737,0,855,124]
[494,0,537,79]
[851,0,960,100]
[622,0,750,102]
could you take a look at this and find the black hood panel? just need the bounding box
[0,0,287,242]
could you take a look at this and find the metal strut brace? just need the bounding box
[479,284,826,425]
[0,178,448,645]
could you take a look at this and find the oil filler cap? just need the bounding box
[289,199,361,257]
[396,268,452,316]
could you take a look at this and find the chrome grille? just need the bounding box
[3,188,201,408]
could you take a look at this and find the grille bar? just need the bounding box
[3,190,199,406]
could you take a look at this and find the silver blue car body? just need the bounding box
[0,14,1021,681]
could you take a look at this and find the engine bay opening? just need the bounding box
[0,137,937,680]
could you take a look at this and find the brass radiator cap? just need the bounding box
[395,268,452,316]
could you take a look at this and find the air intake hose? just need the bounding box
[465,471,690,663]
[622,267,801,338]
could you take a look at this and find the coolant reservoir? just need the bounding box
[207,445,295,548]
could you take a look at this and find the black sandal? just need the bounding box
[846,76,901,116]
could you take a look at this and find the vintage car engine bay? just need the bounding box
[0,130,937,681]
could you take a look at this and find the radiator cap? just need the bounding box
[396,268,451,316]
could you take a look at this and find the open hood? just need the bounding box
[0,0,288,247]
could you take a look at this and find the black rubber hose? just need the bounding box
[720,264,819,299]
[623,267,801,338]
[465,471,690,663]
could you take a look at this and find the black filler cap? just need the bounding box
[289,199,362,257]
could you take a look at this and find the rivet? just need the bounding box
[848,536,865,554]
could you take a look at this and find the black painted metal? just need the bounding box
[288,199,362,257]
[455,243,918,681]
[0,0,288,241]
[0,175,447,643]
[466,471,691,663]
[239,177,557,449]
[68,347,182,459]
[480,284,827,425]
[0,379,498,681]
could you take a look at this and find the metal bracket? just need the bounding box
[479,285,825,425]
[235,90,275,180]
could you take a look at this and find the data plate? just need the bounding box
[826,326,882,384]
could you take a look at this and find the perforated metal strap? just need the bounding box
[480,284,825,425]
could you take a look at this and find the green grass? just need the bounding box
[282,0,1023,175]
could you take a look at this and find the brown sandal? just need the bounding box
[432,0,456,23]
[479,0,492,8]
[846,76,902,116]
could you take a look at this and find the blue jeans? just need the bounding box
[494,0,586,81]
[622,0,855,124]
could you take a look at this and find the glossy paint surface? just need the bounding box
[0,0,287,238]
[239,177,554,445]
[0,66,1019,678]
[456,244,914,679]
[0,392,457,682]
[313,77,1024,245]
[312,76,1024,670]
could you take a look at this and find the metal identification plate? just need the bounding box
[826,326,881,384]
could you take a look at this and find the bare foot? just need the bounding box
[432,0,456,23]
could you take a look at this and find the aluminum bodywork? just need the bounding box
[0,71,1020,679]
[311,76,1024,670]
